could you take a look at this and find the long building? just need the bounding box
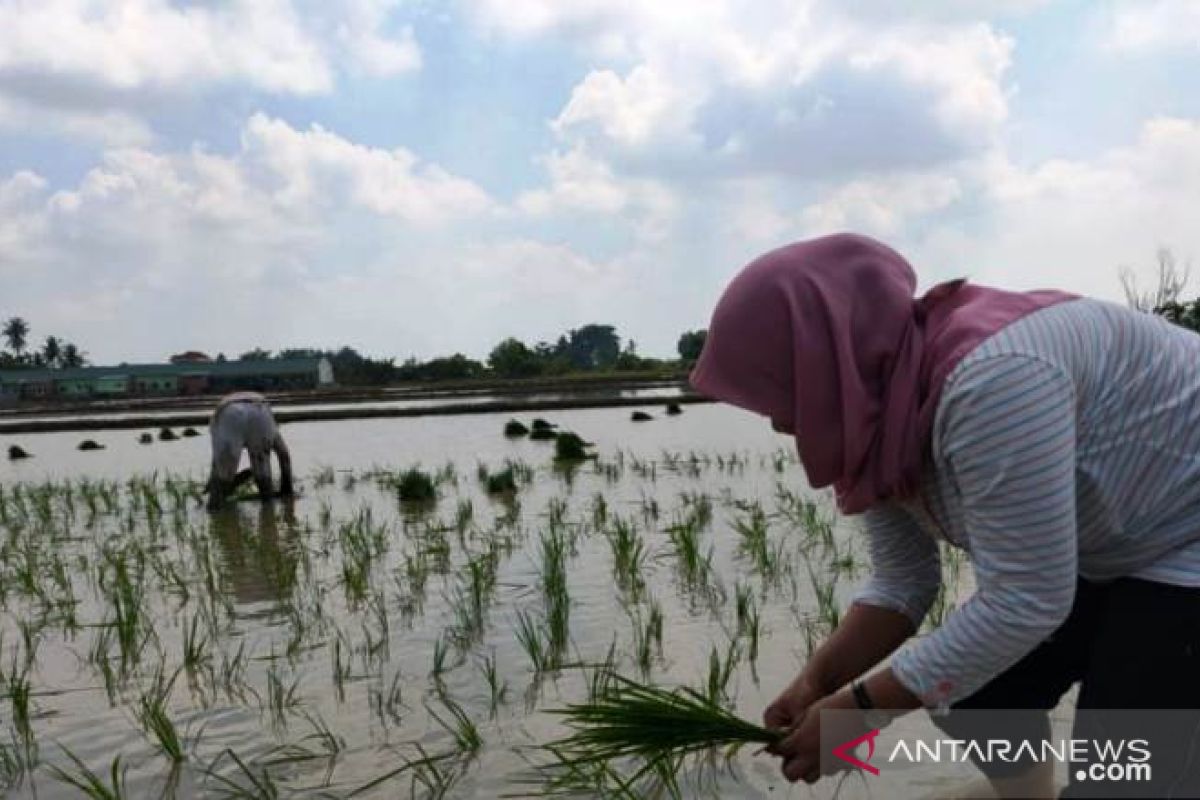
[0,357,334,403]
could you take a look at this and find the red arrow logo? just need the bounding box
[832,728,881,775]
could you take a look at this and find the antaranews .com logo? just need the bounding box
[831,730,1151,785]
[816,709,1192,798]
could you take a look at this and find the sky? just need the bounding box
[1,0,1199,364]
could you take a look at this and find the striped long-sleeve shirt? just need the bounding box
[854,298,1200,708]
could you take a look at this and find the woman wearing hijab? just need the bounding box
[690,233,1200,798]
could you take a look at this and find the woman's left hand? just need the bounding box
[771,689,863,783]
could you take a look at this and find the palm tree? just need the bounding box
[3,317,30,359]
[60,343,86,368]
[41,336,61,368]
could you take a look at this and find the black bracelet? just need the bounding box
[851,679,875,711]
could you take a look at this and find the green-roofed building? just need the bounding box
[0,357,333,402]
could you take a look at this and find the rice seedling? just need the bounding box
[205,748,281,800]
[135,668,186,762]
[590,492,608,526]
[702,641,741,707]
[429,695,482,757]
[664,510,713,590]
[553,432,592,462]
[605,516,647,598]
[48,748,129,800]
[349,745,459,799]
[479,651,509,715]
[264,662,301,730]
[0,732,29,793]
[181,610,212,673]
[630,601,664,677]
[533,672,781,794]
[807,562,841,632]
[395,468,437,504]
[4,655,34,752]
[514,609,553,675]
[733,503,786,583]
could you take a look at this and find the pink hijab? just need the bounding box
[689,233,1076,514]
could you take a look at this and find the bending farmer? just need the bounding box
[691,233,1200,799]
[206,391,294,509]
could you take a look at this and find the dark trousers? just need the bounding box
[930,577,1200,798]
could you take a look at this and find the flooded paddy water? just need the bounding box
[0,403,971,798]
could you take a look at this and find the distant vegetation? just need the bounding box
[1,317,87,369]
[232,323,710,387]
[1121,248,1200,334]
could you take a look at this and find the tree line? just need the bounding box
[235,325,710,385]
[1,317,87,369]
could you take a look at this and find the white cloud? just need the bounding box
[1103,0,1200,52]
[0,0,334,94]
[0,0,423,143]
[516,145,677,242]
[492,1,1016,184]
[242,113,492,224]
[552,65,704,150]
[0,113,496,359]
[799,172,962,236]
[904,117,1200,299]
[0,93,153,146]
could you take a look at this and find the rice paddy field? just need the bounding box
[0,403,968,799]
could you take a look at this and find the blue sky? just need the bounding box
[1,0,1198,364]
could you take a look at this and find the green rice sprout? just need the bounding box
[534,672,781,793]
[395,468,437,504]
[48,748,129,800]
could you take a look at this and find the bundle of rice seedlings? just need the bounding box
[630,411,653,422]
[158,427,178,441]
[529,428,558,441]
[553,432,593,462]
[504,420,530,437]
[138,433,153,445]
[665,403,683,416]
[181,427,201,438]
[78,439,105,451]
[396,468,437,503]
[486,466,518,495]
[531,672,781,794]
[7,445,31,460]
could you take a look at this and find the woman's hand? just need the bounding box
[771,689,862,783]
[763,672,828,752]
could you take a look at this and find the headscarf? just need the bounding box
[689,233,1076,513]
